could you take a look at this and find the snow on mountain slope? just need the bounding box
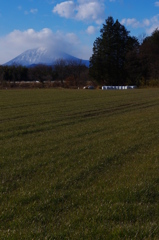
[4,47,90,67]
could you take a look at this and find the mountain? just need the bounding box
[4,47,90,67]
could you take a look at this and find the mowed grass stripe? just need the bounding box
[0,88,159,239]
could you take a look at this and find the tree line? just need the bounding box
[0,16,159,88]
[0,60,89,87]
[89,16,159,86]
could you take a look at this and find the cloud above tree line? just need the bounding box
[121,14,159,35]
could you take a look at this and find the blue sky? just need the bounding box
[0,0,159,64]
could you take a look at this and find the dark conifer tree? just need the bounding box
[89,16,139,85]
[140,28,159,82]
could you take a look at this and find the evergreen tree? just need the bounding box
[140,28,159,81]
[89,16,139,85]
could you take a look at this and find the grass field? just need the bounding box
[0,88,159,239]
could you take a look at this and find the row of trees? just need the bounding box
[0,60,88,87]
[89,16,159,86]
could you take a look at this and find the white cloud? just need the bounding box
[145,14,159,34]
[121,15,159,35]
[53,1,75,18]
[30,8,38,14]
[0,28,91,64]
[53,0,105,24]
[24,8,38,15]
[154,1,159,7]
[86,25,96,34]
[65,32,80,44]
[121,18,140,28]
[18,6,22,10]
[143,19,150,27]
[76,2,104,24]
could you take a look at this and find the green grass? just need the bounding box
[0,88,159,239]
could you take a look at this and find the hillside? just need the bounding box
[4,47,90,67]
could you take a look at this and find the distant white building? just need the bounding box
[102,86,136,90]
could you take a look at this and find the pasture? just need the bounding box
[0,88,159,239]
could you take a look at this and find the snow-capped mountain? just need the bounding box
[4,47,90,67]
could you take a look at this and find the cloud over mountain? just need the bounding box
[0,28,92,65]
